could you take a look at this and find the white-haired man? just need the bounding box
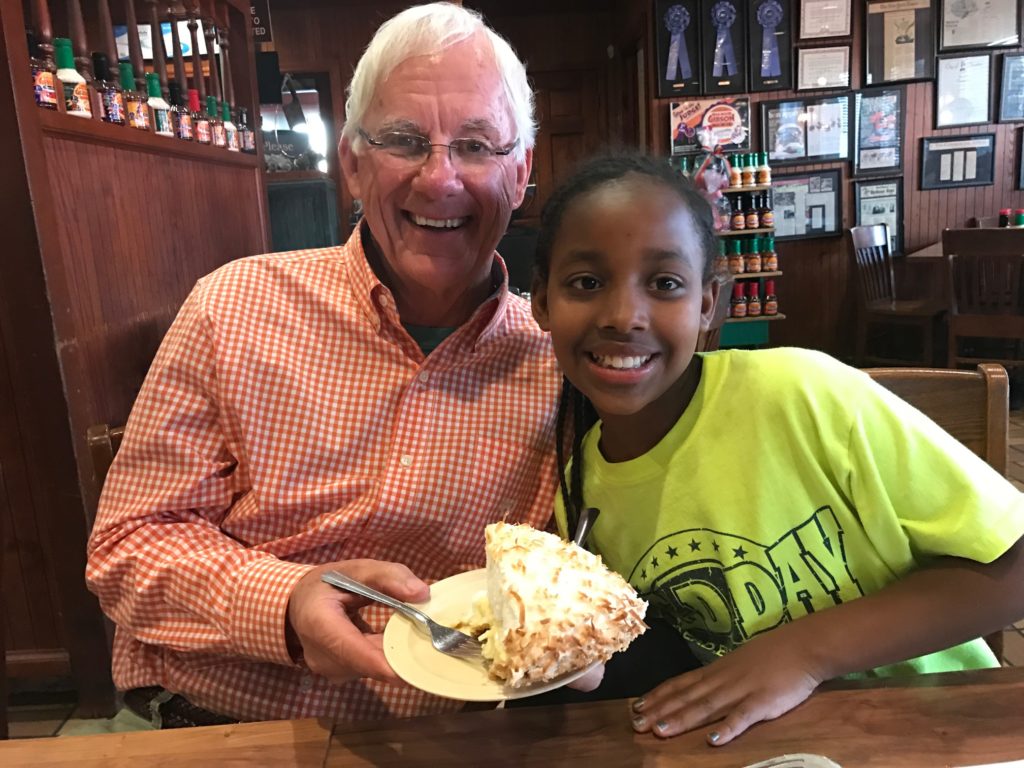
[87,3,559,727]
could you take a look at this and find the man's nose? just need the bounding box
[601,287,648,332]
[411,146,463,196]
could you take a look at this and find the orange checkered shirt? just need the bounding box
[86,225,560,722]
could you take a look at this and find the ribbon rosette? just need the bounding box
[664,5,692,80]
[711,1,738,78]
[757,1,784,78]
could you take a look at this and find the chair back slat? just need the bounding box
[851,225,895,304]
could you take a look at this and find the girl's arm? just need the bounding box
[631,536,1024,744]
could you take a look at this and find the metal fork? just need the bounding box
[321,570,482,659]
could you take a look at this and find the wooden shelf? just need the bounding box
[725,313,786,324]
[723,184,772,193]
[731,271,782,279]
[37,109,261,169]
[716,227,775,237]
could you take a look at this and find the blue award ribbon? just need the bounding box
[711,1,738,78]
[757,1,783,78]
[664,5,692,80]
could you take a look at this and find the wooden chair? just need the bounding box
[85,424,125,529]
[697,274,734,353]
[865,363,1009,660]
[942,229,1024,373]
[850,224,946,367]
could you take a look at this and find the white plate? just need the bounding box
[383,568,598,701]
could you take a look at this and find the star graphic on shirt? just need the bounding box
[688,538,701,552]
[641,569,647,580]
[733,546,748,560]
[712,540,720,552]
[666,545,679,559]
[651,556,660,569]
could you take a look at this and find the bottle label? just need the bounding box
[226,126,240,151]
[727,255,745,274]
[731,213,746,230]
[242,129,256,152]
[196,119,211,143]
[153,108,173,136]
[745,256,761,273]
[177,112,194,140]
[101,90,125,123]
[33,70,58,107]
[745,212,759,229]
[213,123,227,147]
[731,301,747,319]
[741,169,755,186]
[64,81,92,117]
[747,300,762,317]
[761,211,775,228]
[764,299,778,315]
[757,169,771,185]
[763,255,778,271]
[127,98,148,129]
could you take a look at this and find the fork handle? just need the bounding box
[321,570,430,627]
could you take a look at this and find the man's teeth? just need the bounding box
[592,354,651,370]
[411,214,466,228]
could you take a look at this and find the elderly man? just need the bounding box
[87,3,559,727]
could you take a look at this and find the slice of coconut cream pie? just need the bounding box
[460,521,648,688]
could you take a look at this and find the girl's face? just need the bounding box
[532,176,717,457]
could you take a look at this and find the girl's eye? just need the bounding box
[653,276,683,291]
[568,275,601,291]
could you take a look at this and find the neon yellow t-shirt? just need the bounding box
[555,348,1024,675]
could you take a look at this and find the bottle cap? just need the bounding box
[999,208,1011,215]
[168,80,182,106]
[188,87,201,113]
[732,282,745,299]
[54,37,75,70]
[222,101,232,121]
[146,72,162,98]
[206,95,218,117]
[119,61,136,91]
[1016,209,1024,215]
[91,51,112,81]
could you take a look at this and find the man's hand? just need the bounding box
[287,559,429,685]
[630,630,824,745]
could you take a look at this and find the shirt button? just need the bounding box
[418,371,430,383]
[299,674,313,692]
[400,455,413,467]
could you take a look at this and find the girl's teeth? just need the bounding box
[593,354,651,370]
[412,214,467,228]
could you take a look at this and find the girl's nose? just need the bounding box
[600,287,648,332]
[411,147,463,197]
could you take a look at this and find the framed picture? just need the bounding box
[670,97,752,155]
[864,0,936,85]
[761,95,851,165]
[939,0,1020,52]
[999,53,1024,122]
[799,0,852,39]
[920,132,996,189]
[772,168,844,240]
[700,0,748,94]
[748,0,794,92]
[797,45,851,90]
[935,53,992,128]
[854,86,905,177]
[655,0,702,98]
[1018,128,1024,189]
[854,178,904,254]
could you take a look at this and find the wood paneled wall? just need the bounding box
[645,2,1024,357]
[1,0,268,712]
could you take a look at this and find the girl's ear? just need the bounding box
[531,276,551,331]
[699,276,721,331]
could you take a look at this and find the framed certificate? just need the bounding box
[920,133,995,190]
[864,0,936,85]
[700,0,748,94]
[772,169,844,240]
[748,0,794,92]
[797,45,851,90]
[854,179,904,254]
[939,0,1020,52]
[935,53,992,128]
[853,86,906,177]
[761,94,851,165]
[799,0,852,39]
[999,54,1024,123]
[655,0,703,98]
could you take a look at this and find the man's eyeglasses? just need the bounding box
[358,128,518,167]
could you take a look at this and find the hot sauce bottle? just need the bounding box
[168,81,193,141]
[238,107,257,153]
[55,37,92,118]
[191,88,211,144]
[120,62,149,130]
[223,101,240,151]
[713,238,728,276]
[744,237,762,273]
[757,152,772,185]
[746,282,762,317]
[740,154,756,187]
[28,32,58,109]
[728,155,742,188]
[762,235,778,272]
[208,96,226,148]
[730,281,747,318]
[146,73,173,137]
[759,192,775,229]
[90,52,124,125]
[730,196,746,231]
[727,239,744,274]
[744,194,760,230]
[764,279,778,316]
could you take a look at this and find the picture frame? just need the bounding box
[919,132,996,190]
[1019,128,1024,190]
[999,53,1024,123]
[760,94,851,166]
[796,45,852,90]
[854,178,904,254]
[935,53,992,128]
[700,0,748,94]
[799,0,852,39]
[748,0,794,92]
[655,0,703,98]
[670,97,752,155]
[939,0,1020,52]
[772,168,844,240]
[864,0,936,86]
[853,86,906,177]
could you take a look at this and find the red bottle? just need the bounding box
[730,281,747,318]
[746,282,762,317]
[764,280,778,316]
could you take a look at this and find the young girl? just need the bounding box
[529,153,1024,745]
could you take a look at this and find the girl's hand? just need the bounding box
[630,631,825,745]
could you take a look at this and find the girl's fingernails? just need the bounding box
[632,716,646,729]
[632,696,645,712]
[708,731,721,743]
[655,720,669,732]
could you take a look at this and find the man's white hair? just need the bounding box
[343,2,535,161]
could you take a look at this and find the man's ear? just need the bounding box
[339,135,362,199]
[531,274,550,332]
[700,276,722,331]
[512,148,534,209]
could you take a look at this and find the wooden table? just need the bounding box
[3,668,1024,767]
